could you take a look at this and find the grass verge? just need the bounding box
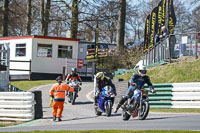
[150,108,200,113]
[0,122,23,127]
[114,58,200,83]
[11,80,55,91]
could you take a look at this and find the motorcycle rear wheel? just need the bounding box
[138,101,149,120]
[105,101,112,117]
[122,110,131,121]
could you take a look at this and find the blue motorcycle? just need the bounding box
[94,86,115,117]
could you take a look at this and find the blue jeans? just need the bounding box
[125,85,141,102]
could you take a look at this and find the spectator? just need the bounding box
[159,26,169,39]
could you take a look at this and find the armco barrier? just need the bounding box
[146,83,173,108]
[145,83,200,108]
[114,80,200,109]
[0,92,35,121]
[171,83,200,108]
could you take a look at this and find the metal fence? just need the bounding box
[0,44,10,92]
[143,32,200,66]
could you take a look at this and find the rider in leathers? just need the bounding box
[114,65,155,113]
[94,72,117,106]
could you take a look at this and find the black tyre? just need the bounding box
[122,110,131,121]
[72,92,77,105]
[138,101,149,120]
[105,101,112,117]
[94,106,102,116]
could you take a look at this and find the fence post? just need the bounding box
[196,32,199,59]
[62,66,66,80]
[29,59,32,80]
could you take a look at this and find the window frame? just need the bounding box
[37,43,53,58]
[57,45,73,58]
[15,43,26,57]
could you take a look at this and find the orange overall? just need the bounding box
[50,82,74,118]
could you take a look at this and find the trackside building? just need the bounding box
[0,36,81,80]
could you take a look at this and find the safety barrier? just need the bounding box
[0,92,35,121]
[113,80,200,108]
[146,83,200,108]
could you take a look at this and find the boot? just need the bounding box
[94,96,98,107]
[58,117,62,122]
[53,116,56,121]
[114,96,128,113]
[114,105,120,113]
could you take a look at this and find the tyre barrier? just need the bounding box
[31,90,43,119]
[0,92,35,121]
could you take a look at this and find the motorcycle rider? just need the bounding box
[66,67,82,96]
[114,65,155,113]
[66,67,82,84]
[49,76,74,121]
[94,72,117,106]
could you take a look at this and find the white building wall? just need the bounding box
[0,38,33,75]
[31,38,79,74]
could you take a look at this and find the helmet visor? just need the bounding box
[139,70,146,75]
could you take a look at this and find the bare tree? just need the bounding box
[58,0,79,38]
[44,0,51,36]
[191,5,200,31]
[41,0,45,35]
[2,0,9,37]
[26,0,32,35]
[116,0,126,51]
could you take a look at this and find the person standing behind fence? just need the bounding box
[49,76,74,122]
[159,26,169,40]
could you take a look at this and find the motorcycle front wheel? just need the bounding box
[138,101,149,120]
[105,101,112,117]
[71,91,77,105]
[122,109,131,121]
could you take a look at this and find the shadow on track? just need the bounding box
[62,116,98,121]
[72,101,93,105]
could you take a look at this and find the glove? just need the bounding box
[80,82,82,85]
[79,87,81,91]
[95,91,100,97]
[114,91,117,96]
[49,97,53,108]
[151,89,156,93]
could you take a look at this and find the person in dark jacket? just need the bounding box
[114,65,155,113]
[94,72,117,106]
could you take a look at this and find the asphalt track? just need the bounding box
[1,82,200,132]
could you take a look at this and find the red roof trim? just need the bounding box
[0,35,80,42]
[33,36,80,41]
[0,36,33,40]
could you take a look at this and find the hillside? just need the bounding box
[114,57,200,83]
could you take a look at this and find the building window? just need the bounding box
[16,44,26,57]
[37,44,52,57]
[58,45,72,58]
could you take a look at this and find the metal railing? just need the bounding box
[143,32,200,66]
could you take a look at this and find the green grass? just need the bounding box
[114,59,200,83]
[11,80,55,91]
[0,122,22,127]
[1,130,200,133]
[150,108,200,113]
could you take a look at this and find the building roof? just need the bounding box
[0,35,80,42]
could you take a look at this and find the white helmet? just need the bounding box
[138,65,147,76]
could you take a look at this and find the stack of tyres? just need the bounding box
[32,90,43,119]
